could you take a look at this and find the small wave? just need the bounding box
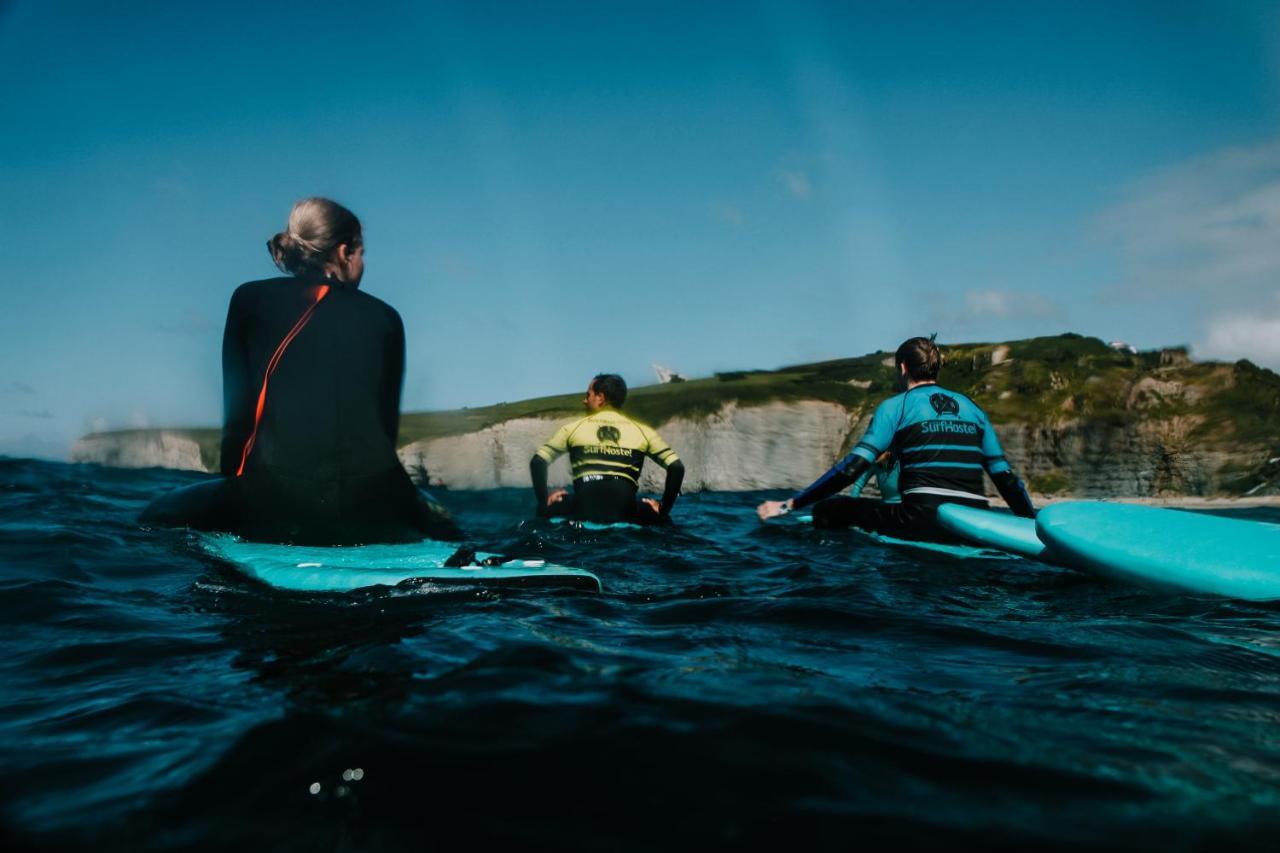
[3,464,1280,850]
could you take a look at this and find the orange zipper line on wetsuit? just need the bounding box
[234,284,331,477]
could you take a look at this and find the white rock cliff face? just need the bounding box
[67,403,1272,497]
[398,418,574,490]
[396,401,861,492]
[635,401,861,492]
[69,432,206,472]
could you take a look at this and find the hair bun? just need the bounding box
[266,198,362,276]
[267,230,301,273]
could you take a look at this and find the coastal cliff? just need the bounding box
[70,335,1280,498]
[71,429,210,472]
[396,401,864,493]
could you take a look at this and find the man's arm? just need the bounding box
[530,422,572,516]
[980,418,1036,518]
[529,455,552,516]
[641,426,684,517]
[793,453,873,511]
[758,399,896,520]
[757,452,875,520]
[990,471,1035,518]
[659,460,685,516]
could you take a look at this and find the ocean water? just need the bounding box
[3,457,1280,851]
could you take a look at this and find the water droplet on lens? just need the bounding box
[352,768,364,780]
[342,769,354,781]
[309,782,321,795]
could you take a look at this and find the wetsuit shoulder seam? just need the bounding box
[564,416,591,444]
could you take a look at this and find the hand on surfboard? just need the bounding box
[757,499,793,522]
[546,489,569,508]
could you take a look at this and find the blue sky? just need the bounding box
[2,1,1279,458]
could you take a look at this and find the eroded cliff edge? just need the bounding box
[70,335,1280,497]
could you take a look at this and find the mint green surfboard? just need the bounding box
[198,533,602,593]
[1036,502,1280,601]
[936,503,1052,562]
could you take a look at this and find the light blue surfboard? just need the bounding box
[549,518,642,531]
[198,533,602,593]
[793,513,1017,560]
[936,503,1052,562]
[1036,502,1280,601]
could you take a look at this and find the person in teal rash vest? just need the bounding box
[757,336,1034,542]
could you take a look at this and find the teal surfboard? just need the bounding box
[198,533,602,593]
[1036,502,1280,601]
[860,528,1016,560]
[936,503,1052,562]
[550,518,642,531]
[793,513,1016,560]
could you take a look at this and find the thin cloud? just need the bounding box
[924,289,1065,330]
[709,202,745,227]
[6,381,37,395]
[14,409,54,420]
[1196,300,1280,370]
[1095,138,1280,297]
[776,169,812,199]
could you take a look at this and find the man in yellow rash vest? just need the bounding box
[529,374,686,525]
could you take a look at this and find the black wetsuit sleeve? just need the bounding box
[220,286,253,476]
[381,308,406,445]
[792,454,872,512]
[530,455,550,517]
[660,460,685,516]
[991,470,1036,518]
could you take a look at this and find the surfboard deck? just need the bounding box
[936,503,1051,562]
[793,513,1017,560]
[1036,502,1280,601]
[549,518,643,531]
[197,533,602,593]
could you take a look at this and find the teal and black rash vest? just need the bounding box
[792,383,1033,515]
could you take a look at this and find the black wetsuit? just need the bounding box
[141,275,460,545]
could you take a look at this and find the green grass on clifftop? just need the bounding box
[86,334,1280,481]
[398,364,884,445]
[402,332,1275,441]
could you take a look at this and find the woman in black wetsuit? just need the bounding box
[142,198,461,545]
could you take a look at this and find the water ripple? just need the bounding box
[2,461,1280,850]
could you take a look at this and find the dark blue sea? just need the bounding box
[3,457,1280,851]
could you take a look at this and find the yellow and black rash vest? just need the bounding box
[535,409,679,486]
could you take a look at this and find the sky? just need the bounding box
[2,0,1279,458]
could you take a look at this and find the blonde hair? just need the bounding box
[267,197,362,275]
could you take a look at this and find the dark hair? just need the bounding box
[590,373,627,408]
[267,197,362,276]
[895,335,942,382]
